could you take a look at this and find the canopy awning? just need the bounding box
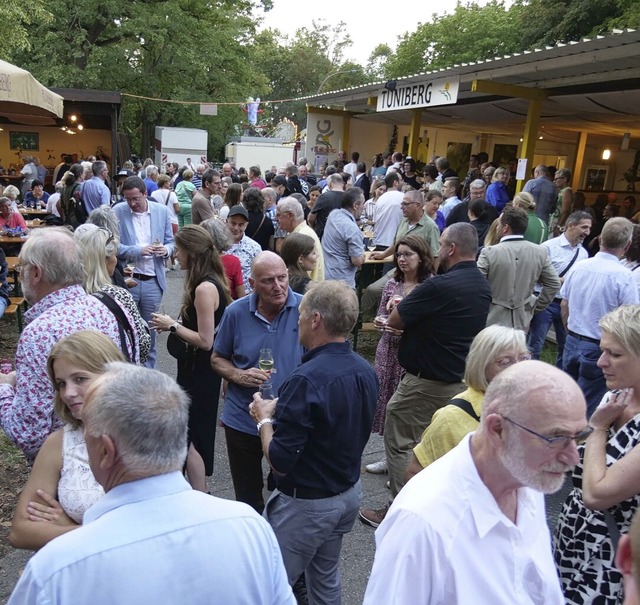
[0,60,64,125]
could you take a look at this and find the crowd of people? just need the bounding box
[1,147,640,604]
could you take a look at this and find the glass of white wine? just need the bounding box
[258,348,274,374]
[126,254,136,274]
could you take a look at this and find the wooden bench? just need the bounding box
[3,297,26,332]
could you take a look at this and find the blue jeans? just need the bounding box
[0,296,7,318]
[527,300,565,367]
[562,334,606,417]
[129,276,162,368]
[264,482,361,605]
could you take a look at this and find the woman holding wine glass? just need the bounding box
[366,235,435,474]
[150,225,231,491]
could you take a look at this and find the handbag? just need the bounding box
[167,331,189,361]
[92,291,135,362]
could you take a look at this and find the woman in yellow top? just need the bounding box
[405,324,529,481]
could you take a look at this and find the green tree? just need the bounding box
[0,0,51,61]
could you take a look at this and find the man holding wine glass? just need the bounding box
[211,251,304,514]
[114,176,174,368]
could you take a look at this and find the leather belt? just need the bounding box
[132,273,155,281]
[568,330,599,345]
[278,484,339,500]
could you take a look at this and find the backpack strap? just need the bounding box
[448,397,481,422]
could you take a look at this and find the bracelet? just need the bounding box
[256,418,273,434]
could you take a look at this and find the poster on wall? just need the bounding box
[10,131,39,151]
[583,165,609,191]
[305,112,343,173]
[446,142,472,177]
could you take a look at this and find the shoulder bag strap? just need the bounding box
[247,213,266,239]
[448,397,481,422]
[558,247,581,278]
[92,291,134,362]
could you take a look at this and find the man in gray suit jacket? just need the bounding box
[477,205,560,331]
[115,176,174,368]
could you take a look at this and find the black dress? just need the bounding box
[289,274,311,294]
[176,278,227,476]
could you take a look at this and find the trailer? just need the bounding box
[154,126,208,171]
[225,136,295,172]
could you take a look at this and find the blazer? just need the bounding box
[114,199,174,293]
[477,237,561,331]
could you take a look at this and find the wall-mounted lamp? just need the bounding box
[622,133,631,151]
[602,149,611,160]
[384,80,397,92]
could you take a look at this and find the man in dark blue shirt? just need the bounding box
[250,280,378,605]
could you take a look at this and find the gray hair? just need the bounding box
[600,305,640,358]
[84,363,189,476]
[566,211,593,226]
[301,281,359,337]
[601,217,634,251]
[469,179,486,191]
[443,223,478,257]
[277,197,304,222]
[88,205,120,238]
[145,165,158,178]
[327,173,344,188]
[200,218,232,252]
[92,161,107,177]
[20,228,84,287]
[464,325,527,392]
[261,187,277,205]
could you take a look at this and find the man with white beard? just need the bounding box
[364,360,590,605]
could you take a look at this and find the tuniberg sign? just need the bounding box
[376,76,460,112]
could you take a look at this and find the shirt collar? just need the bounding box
[500,235,524,242]
[248,287,301,313]
[24,284,86,325]
[301,341,350,363]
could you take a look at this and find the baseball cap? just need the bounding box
[273,175,287,187]
[114,169,134,179]
[228,205,249,220]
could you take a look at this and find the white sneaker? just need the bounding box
[365,458,387,474]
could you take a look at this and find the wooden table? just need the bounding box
[19,208,49,217]
[0,235,28,249]
[4,256,22,296]
[26,220,47,229]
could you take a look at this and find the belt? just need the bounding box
[132,272,156,281]
[553,297,563,303]
[568,330,600,345]
[278,484,339,500]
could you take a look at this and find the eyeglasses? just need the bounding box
[396,251,417,259]
[502,416,594,448]
[494,353,532,368]
[14,263,26,274]
[99,227,114,246]
[400,202,420,207]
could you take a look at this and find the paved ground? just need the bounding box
[0,268,570,604]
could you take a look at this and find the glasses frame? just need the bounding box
[501,415,593,448]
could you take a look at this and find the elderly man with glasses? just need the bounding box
[364,360,589,605]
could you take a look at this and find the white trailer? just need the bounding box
[225,137,295,172]
[154,126,208,171]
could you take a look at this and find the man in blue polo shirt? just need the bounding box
[212,251,304,514]
[250,280,378,604]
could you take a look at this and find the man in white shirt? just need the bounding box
[372,172,404,250]
[440,177,462,219]
[364,360,589,605]
[343,151,359,183]
[8,363,295,605]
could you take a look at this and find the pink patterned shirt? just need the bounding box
[0,285,124,462]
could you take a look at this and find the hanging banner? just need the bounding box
[376,76,460,112]
[305,111,344,168]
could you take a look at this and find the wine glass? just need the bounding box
[125,254,136,274]
[258,348,274,374]
[367,239,376,253]
[259,383,275,401]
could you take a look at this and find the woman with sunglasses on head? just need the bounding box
[364,235,434,475]
[555,305,640,604]
[74,224,149,365]
[9,331,126,550]
[150,224,231,492]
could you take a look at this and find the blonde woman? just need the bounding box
[9,331,126,550]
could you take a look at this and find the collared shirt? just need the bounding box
[0,285,124,461]
[440,196,462,220]
[540,234,588,297]
[227,234,262,294]
[270,342,378,494]
[81,176,110,212]
[131,208,155,276]
[292,221,325,281]
[8,472,294,605]
[560,251,639,338]
[322,208,365,288]
[215,289,304,435]
[309,191,343,240]
[364,434,564,605]
[373,190,403,247]
[394,214,441,257]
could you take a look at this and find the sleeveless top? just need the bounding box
[58,425,104,524]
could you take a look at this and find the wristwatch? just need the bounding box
[169,322,179,334]
[256,418,273,433]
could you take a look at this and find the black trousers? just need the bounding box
[224,424,265,514]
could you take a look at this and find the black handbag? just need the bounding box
[166,331,189,361]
